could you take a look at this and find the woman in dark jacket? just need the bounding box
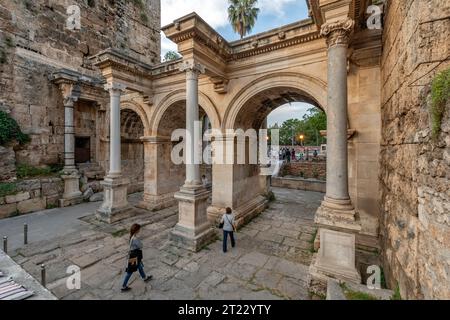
[121,223,152,292]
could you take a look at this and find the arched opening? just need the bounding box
[120,109,145,194]
[210,80,328,227]
[142,100,213,209]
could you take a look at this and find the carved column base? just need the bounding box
[315,196,361,232]
[170,187,216,252]
[59,173,83,207]
[309,228,361,285]
[96,176,134,224]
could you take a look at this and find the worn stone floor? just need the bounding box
[8,187,324,300]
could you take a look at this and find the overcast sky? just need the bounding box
[160,0,313,125]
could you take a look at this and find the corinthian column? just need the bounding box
[96,82,133,223]
[58,84,83,207]
[315,18,360,231]
[182,60,204,187]
[311,18,361,285]
[171,60,215,252]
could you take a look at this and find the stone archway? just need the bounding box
[150,89,221,136]
[139,90,220,211]
[120,108,145,194]
[207,73,327,226]
[223,72,327,131]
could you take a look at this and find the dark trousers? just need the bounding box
[223,230,235,252]
[122,262,146,288]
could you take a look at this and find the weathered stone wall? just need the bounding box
[0,146,16,181]
[280,161,326,180]
[0,178,63,219]
[0,0,160,170]
[271,176,326,193]
[380,0,450,299]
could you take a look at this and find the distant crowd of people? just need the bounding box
[279,147,318,162]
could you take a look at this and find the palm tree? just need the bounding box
[228,0,260,39]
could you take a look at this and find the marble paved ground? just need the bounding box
[8,187,324,300]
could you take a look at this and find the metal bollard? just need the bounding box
[24,223,28,245]
[3,236,7,254]
[41,264,46,287]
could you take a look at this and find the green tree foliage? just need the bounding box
[228,0,260,39]
[0,110,30,146]
[269,107,327,146]
[164,51,181,62]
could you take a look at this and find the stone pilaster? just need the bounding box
[96,82,133,223]
[170,60,215,252]
[138,136,178,211]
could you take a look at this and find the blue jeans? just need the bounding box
[122,262,146,288]
[223,230,235,252]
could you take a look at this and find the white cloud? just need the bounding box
[258,0,296,17]
[267,102,312,126]
[160,0,299,59]
[161,0,229,28]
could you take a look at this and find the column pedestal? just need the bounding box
[96,176,133,224]
[170,186,216,252]
[59,172,83,207]
[309,228,361,285]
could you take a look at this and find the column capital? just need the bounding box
[63,95,79,107]
[179,60,205,76]
[320,18,354,48]
[105,82,127,94]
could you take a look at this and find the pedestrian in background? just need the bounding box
[220,207,236,253]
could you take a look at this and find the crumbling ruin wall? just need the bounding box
[380,0,450,299]
[0,0,160,171]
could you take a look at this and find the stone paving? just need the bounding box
[8,187,324,300]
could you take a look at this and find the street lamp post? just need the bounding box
[299,135,304,161]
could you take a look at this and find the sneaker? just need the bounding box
[143,275,153,282]
[121,286,131,292]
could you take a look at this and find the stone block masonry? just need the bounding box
[0,0,160,169]
[280,161,326,180]
[379,0,450,300]
[0,178,63,219]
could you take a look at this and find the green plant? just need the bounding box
[46,203,58,210]
[391,284,402,300]
[309,291,326,300]
[130,0,145,10]
[164,51,181,62]
[140,12,149,24]
[430,68,450,139]
[340,283,378,300]
[312,169,319,179]
[5,36,14,48]
[0,182,18,197]
[111,228,128,238]
[9,210,20,218]
[265,190,276,202]
[16,163,61,179]
[0,110,30,145]
[0,49,6,64]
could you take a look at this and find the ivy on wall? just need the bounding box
[0,110,30,146]
[430,68,450,139]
